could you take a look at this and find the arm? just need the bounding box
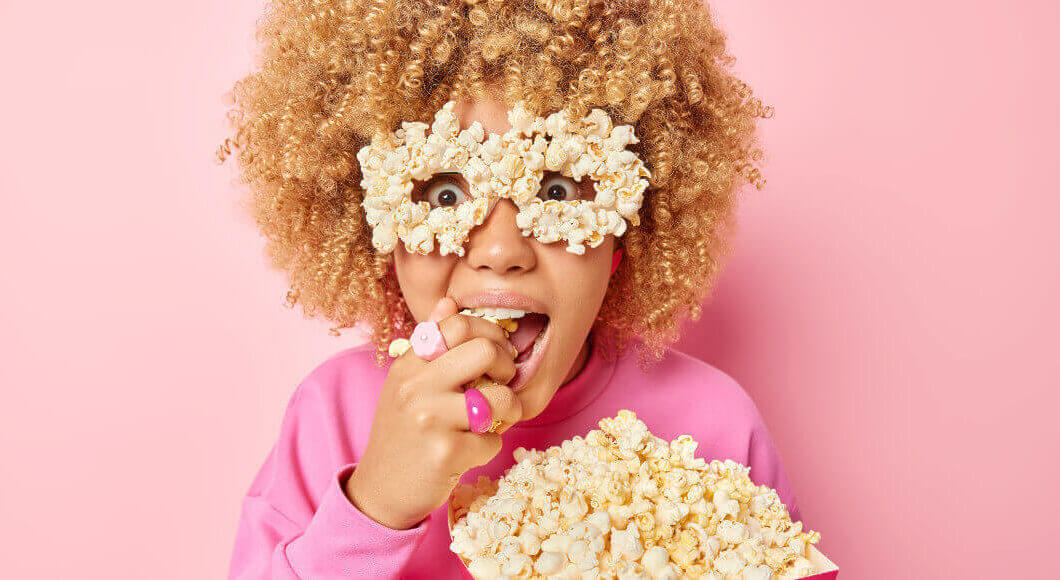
[746,416,804,525]
[227,371,430,579]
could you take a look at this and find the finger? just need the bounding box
[433,381,524,433]
[428,297,458,322]
[452,431,503,471]
[475,382,524,432]
[426,337,517,389]
[438,314,517,357]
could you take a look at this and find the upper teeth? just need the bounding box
[462,307,527,319]
[461,308,526,334]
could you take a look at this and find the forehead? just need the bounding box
[451,97,513,135]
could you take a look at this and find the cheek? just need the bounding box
[393,250,457,321]
[542,239,615,323]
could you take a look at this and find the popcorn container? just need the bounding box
[446,501,838,579]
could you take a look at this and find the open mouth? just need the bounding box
[462,308,551,390]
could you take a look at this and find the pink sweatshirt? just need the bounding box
[228,342,801,579]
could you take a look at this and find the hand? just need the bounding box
[344,297,524,530]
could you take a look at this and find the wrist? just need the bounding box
[343,465,421,530]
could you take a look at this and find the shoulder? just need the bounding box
[264,344,388,461]
[286,344,390,414]
[243,345,387,509]
[306,343,388,385]
[619,347,762,419]
[606,347,767,447]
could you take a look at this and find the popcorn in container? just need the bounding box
[446,410,838,579]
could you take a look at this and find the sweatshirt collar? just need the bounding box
[513,338,617,427]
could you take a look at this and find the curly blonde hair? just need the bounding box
[217,0,772,363]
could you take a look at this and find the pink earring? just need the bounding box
[610,249,623,276]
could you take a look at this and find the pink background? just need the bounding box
[1,1,1056,577]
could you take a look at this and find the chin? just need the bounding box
[514,378,557,422]
[511,337,582,422]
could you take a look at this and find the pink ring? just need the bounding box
[410,321,448,361]
[464,388,492,434]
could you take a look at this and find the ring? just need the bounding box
[410,321,448,361]
[464,387,493,434]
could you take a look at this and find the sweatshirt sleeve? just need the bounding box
[227,361,431,579]
[745,414,804,525]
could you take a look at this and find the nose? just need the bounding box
[465,199,536,275]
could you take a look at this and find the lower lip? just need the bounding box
[510,319,550,391]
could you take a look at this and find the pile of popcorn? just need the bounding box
[449,411,822,579]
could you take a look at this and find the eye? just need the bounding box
[417,175,468,208]
[538,173,584,202]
